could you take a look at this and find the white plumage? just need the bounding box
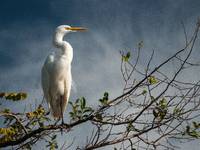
[42,25,87,123]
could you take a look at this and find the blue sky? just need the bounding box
[0,0,200,149]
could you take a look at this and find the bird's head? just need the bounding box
[55,25,87,35]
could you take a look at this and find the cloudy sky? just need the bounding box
[0,0,200,149]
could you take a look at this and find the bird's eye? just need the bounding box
[65,27,71,30]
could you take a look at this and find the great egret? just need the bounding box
[42,25,87,126]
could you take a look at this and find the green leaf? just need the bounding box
[83,108,93,113]
[104,92,109,98]
[127,122,133,132]
[150,96,154,100]
[186,126,190,133]
[75,99,80,104]
[44,111,50,116]
[123,52,130,62]
[114,148,117,150]
[80,97,86,110]
[32,121,37,126]
[126,52,130,58]
[161,104,168,109]
[123,56,128,62]
[96,114,103,121]
[192,121,200,129]
[153,110,158,117]
[69,112,74,116]
[41,116,51,122]
[137,41,142,47]
[27,145,32,150]
[68,101,73,106]
[54,144,58,148]
[52,134,57,141]
[190,131,200,139]
[142,90,147,95]
[38,120,44,127]
[50,147,54,150]
[82,115,88,118]
[174,108,180,115]
[77,110,82,114]
[21,92,27,100]
[149,77,157,84]
[103,99,107,104]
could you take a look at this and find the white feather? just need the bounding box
[41,25,87,122]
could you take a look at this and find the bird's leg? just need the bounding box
[54,118,60,126]
[60,95,64,135]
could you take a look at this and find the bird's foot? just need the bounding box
[60,122,70,132]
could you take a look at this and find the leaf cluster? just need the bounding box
[26,105,51,128]
[174,108,184,115]
[182,122,200,139]
[99,92,109,106]
[46,134,58,150]
[149,77,157,84]
[152,98,168,120]
[126,122,140,134]
[69,97,93,121]
[0,97,51,144]
[123,52,130,63]
[137,41,142,47]
[0,127,18,144]
[0,92,27,101]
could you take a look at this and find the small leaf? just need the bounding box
[126,52,130,58]
[69,112,74,116]
[137,41,142,47]
[150,96,154,100]
[96,114,103,121]
[44,111,50,116]
[21,92,27,100]
[192,121,200,129]
[68,101,73,106]
[27,145,31,150]
[83,108,93,113]
[38,120,44,127]
[142,90,147,95]
[77,110,82,114]
[52,134,57,141]
[75,99,80,104]
[104,92,109,98]
[26,112,35,118]
[81,97,86,110]
[31,121,37,126]
[123,52,130,62]
[103,99,107,104]
[82,115,88,118]
[153,110,158,117]
[186,126,190,133]
[123,56,128,62]
[162,104,168,109]
[41,116,51,122]
[82,97,86,108]
[149,77,157,84]
[190,131,200,139]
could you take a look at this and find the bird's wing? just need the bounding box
[42,54,54,106]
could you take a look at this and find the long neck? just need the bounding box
[53,32,66,51]
[52,32,73,62]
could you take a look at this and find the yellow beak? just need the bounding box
[67,27,87,31]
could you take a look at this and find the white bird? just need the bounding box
[42,25,87,125]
